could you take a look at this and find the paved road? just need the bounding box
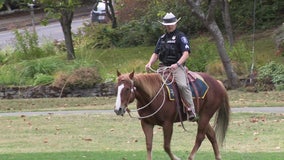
[232,107,284,113]
[0,17,89,49]
[0,107,283,117]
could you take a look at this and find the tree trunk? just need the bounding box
[106,0,117,28]
[220,0,234,48]
[4,1,12,12]
[207,21,240,88]
[186,0,240,89]
[59,9,75,60]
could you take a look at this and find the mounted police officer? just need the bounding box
[145,12,197,121]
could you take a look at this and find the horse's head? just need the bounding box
[114,70,136,116]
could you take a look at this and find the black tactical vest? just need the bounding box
[158,31,182,66]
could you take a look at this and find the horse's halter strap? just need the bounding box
[128,79,136,102]
[125,79,136,116]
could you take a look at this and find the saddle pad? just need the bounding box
[189,77,209,99]
[165,84,176,101]
[166,77,209,100]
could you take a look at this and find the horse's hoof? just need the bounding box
[173,155,181,160]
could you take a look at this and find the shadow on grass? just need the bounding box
[1,151,283,160]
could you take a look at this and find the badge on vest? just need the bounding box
[167,40,176,43]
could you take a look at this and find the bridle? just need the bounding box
[125,67,173,119]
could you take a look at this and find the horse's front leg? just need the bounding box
[141,120,154,160]
[163,122,180,160]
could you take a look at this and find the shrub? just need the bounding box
[227,42,252,76]
[52,67,102,89]
[228,42,251,66]
[14,29,39,54]
[206,60,226,78]
[8,57,64,86]
[11,29,57,62]
[0,65,23,85]
[0,53,5,64]
[187,38,218,72]
[33,73,54,86]
[113,20,162,47]
[75,23,116,49]
[256,61,284,91]
[19,58,62,79]
[13,29,42,59]
[75,20,162,48]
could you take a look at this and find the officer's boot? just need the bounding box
[187,102,198,122]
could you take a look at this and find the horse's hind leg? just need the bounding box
[163,122,180,160]
[188,117,210,160]
[141,120,154,160]
[206,124,221,160]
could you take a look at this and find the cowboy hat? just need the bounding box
[159,12,181,26]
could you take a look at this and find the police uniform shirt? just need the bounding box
[154,30,191,65]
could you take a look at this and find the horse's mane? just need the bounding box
[133,73,162,98]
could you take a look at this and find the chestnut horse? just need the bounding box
[114,71,230,160]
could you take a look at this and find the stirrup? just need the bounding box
[187,111,199,122]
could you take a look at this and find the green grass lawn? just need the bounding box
[1,151,283,160]
[0,113,283,160]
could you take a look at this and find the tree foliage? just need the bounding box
[0,0,6,8]
[0,0,21,12]
[230,0,283,31]
[36,0,82,60]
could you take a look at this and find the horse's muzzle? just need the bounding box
[114,107,125,116]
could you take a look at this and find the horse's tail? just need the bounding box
[214,80,230,146]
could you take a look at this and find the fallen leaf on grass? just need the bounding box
[55,126,61,131]
[43,138,48,143]
[253,131,259,135]
[250,118,258,123]
[82,138,92,142]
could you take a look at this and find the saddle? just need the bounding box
[159,68,209,119]
[161,69,209,101]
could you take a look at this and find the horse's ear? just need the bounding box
[129,70,135,80]
[117,70,121,77]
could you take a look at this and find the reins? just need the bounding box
[126,67,172,119]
